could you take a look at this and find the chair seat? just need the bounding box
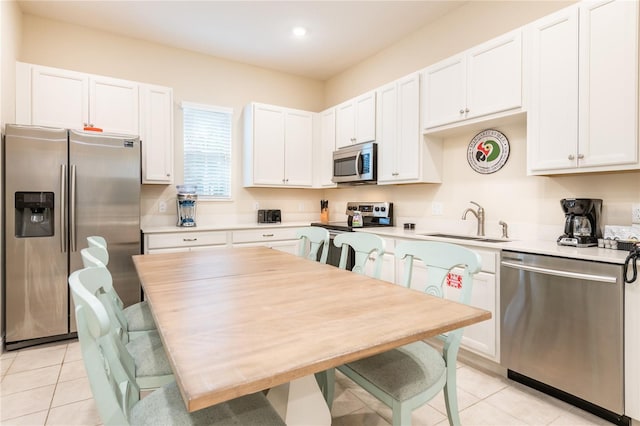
[130,381,285,425]
[124,300,156,332]
[341,341,446,401]
[126,331,172,378]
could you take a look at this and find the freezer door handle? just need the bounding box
[60,164,67,253]
[70,164,77,252]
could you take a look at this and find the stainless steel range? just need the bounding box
[311,201,393,267]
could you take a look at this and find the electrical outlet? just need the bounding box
[254,202,260,211]
[632,203,640,224]
[158,201,167,213]
[431,202,443,216]
[298,202,305,212]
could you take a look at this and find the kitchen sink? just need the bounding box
[420,233,508,243]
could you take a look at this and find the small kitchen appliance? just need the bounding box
[557,198,602,247]
[257,209,281,223]
[176,185,197,227]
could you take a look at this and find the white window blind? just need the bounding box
[182,102,232,199]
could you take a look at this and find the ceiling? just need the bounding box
[17,1,466,80]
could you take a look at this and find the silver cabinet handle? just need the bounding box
[568,154,575,160]
[183,238,197,242]
[60,164,67,253]
[263,234,274,237]
[578,153,584,159]
[70,165,77,252]
[501,261,617,283]
[459,109,465,114]
[465,108,470,113]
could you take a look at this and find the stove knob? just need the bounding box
[374,207,380,211]
[380,207,386,212]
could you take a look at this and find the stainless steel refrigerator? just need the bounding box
[3,124,141,350]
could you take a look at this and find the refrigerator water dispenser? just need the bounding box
[15,191,54,238]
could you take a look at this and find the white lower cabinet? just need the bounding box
[231,228,302,255]
[395,238,498,361]
[144,230,229,254]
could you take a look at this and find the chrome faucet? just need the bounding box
[462,201,485,236]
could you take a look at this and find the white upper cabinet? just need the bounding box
[140,84,174,184]
[422,30,523,132]
[17,62,174,185]
[377,73,442,184]
[315,107,337,188]
[335,91,376,148]
[528,0,639,174]
[18,63,139,135]
[244,103,313,188]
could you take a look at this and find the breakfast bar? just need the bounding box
[132,246,491,419]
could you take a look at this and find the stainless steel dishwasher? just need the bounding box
[500,251,629,426]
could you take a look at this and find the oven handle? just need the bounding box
[501,260,617,284]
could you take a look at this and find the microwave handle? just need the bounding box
[355,151,362,177]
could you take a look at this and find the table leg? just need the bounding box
[266,375,332,425]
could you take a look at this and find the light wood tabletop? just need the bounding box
[133,246,491,413]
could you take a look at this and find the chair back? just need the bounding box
[296,227,330,264]
[87,235,108,251]
[69,268,138,425]
[81,246,109,268]
[333,232,386,278]
[395,240,482,355]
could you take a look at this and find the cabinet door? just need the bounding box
[355,91,376,143]
[395,74,421,181]
[422,54,466,128]
[527,6,580,173]
[253,104,286,185]
[318,108,337,187]
[578,0,638,168]
[284,110,313,187]
[466,30,523,119]
[31,65,88,129]
[90,76,139,134]
[335,100,356,148]
[376,82,398,183]
[140,84,174,184]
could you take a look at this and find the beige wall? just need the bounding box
[322,0,640,239]
[14,1,640,239]
[20,14,327,228]
[1,0,22,347]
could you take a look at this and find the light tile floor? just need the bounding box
[0,339,610,426]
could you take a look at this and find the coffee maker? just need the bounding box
[557,198,602,247]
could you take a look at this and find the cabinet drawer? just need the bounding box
[147,231,228,249]
[472,248,497,274]
[232,228,299,243]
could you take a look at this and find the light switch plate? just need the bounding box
[431,202,443,216]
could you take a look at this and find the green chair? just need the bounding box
[81,244,156,336]
[296,226,330,263]
[333,232,386,278]
[333,240,482,426]
[72,263,173,391]
[68,268,286,426]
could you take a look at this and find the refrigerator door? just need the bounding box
[69,130,141,332]
[4,125,70,343]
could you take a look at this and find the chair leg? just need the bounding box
[443,368,461,426]
[392,400,412,426]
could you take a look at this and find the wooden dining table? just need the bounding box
[132,246,491,422]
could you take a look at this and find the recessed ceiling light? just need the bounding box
[292,26,307,37]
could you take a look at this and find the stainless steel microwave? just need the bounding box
[332,142,377,184]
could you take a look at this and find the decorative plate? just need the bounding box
[467,129,510,174]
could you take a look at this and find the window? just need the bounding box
[182,102,232,199]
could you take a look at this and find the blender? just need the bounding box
[176,185,197,227]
